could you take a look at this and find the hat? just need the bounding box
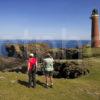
[29,53,34,57]
[46,53,51,58]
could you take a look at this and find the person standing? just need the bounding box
[27,53,37,88]
[43,53,54,88]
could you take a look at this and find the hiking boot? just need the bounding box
[45,84,49,88]
[28,85,31,88]
[50,83,53,88]
[32,85,36,88]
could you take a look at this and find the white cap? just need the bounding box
[29,53,34,57]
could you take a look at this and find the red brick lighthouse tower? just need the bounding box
[91,9,100,48]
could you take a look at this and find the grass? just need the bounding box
[82,47,100,58]
[0,58,100,100]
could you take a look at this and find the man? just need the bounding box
[43,53,54,88]
[27,53,37,88]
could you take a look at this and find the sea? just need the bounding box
[0,40,91,56]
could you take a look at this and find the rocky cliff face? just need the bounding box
[5,43,50,60]
[0,43,50,71]
[0,57,24,71]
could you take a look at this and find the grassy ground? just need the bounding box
[0,58,100,100]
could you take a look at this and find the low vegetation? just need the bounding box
[0,58,100,100]
[0,45,100,100]
[82,46,100,58]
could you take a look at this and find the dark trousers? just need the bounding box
[28,70,36,87]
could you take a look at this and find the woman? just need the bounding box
[27,53,37,88]
[43,53,54,88]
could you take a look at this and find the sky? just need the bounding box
[0,0,100,40]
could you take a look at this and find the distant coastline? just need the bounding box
[0,40,91,56]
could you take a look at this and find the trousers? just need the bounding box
[28,70,36,87]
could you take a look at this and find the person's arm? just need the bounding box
[35,60,37,68]
[35,58,38,67]
[27,61,30,71]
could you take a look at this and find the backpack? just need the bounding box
[31,64,36,72]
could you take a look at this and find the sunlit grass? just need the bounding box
[0,58,100,100]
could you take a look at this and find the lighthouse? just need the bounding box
[91,9,100,48]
